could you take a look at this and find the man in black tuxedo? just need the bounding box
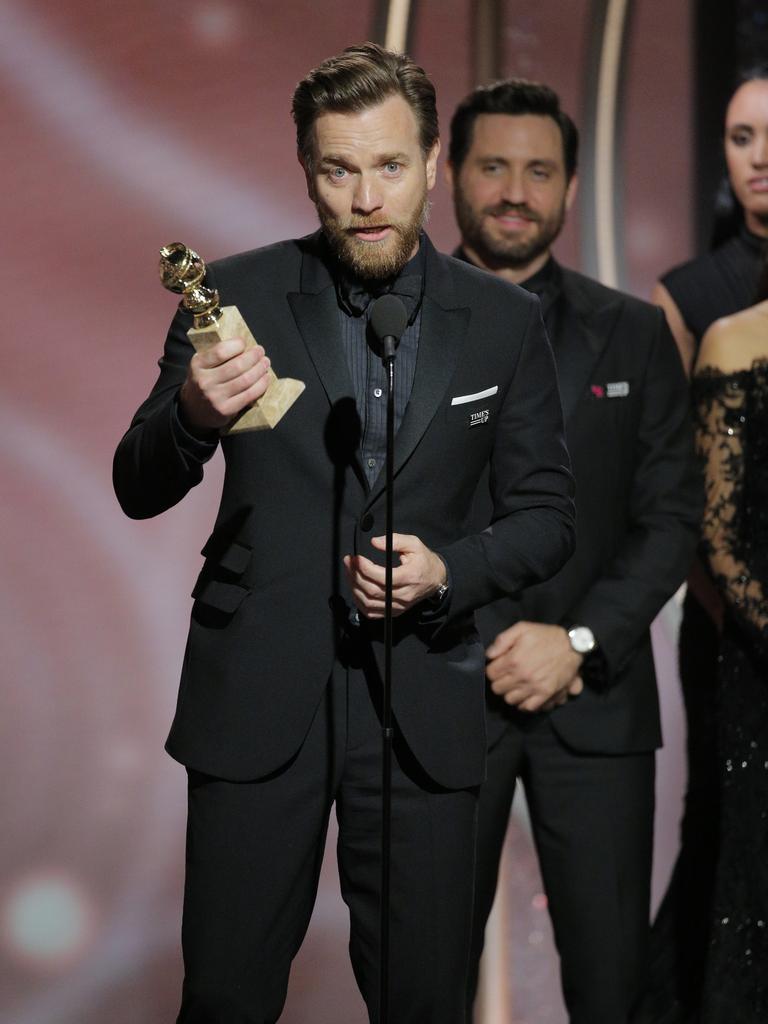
[114,47,575,1023]
[446,81,701,1023]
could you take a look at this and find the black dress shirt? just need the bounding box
[335,243,425,488]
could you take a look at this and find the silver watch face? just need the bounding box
[568,625,596,654]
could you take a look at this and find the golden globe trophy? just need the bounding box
[158,242,305,433]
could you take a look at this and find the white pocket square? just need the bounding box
[451,385,499,406]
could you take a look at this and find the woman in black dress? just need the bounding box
[638,67,768,1024]
[653,69,768,376]
[695,291,768,1023]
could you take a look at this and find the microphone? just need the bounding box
[370,294,408,364]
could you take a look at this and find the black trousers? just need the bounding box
[176,658,478,1024]
[470,709,655,1024]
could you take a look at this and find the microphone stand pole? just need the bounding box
[379,334,397,1024]
[368,293,406,1024]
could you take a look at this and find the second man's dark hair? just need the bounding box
[449,79,578,180]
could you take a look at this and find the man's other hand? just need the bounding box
[486,621,584,712]
[343,534,446,619]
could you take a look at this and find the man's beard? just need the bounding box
[453,191,565,270]
[318,192,429,282]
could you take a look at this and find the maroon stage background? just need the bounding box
[2,2,694,1021]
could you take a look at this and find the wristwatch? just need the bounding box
[567,625,597,656]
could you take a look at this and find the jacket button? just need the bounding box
[360,513,374,532]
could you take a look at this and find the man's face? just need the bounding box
[447,113,576,273]
[725,78,768,236]
[305,93,439,280]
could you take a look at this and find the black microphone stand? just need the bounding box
[380,337,395,1024]
[369,295,407,1024]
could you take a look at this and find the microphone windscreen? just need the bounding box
[369,294,408,343]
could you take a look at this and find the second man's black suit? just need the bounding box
[465,257,701,1024]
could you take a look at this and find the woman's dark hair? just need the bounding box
[710,62,768,248]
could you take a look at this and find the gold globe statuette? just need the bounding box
[158,242,305,433]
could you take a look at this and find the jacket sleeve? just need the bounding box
[566,311,702,682]
[440,299,576,619]
[112,300,219,520]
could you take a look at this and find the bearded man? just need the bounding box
[113,47,574,1024]
[446,80,701,1024]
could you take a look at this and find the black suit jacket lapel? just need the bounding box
[554,265,621,421]
[368,239,470,504]
[286,234,367,488]
[286,234,355,408]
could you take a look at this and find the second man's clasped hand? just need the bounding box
[486,621,584,712]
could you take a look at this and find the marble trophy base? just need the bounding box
[188,306,305,433]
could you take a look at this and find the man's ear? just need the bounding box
[425,138,441,191]
[565,172,579,211]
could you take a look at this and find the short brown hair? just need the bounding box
[449,79,578,181]
[292,42,438,170]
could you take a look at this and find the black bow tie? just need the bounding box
[337,272,424,324]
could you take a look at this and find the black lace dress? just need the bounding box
[694,360,768,1023]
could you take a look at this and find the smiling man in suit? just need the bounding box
[113,47,575,1024]
[446,80,701,1024]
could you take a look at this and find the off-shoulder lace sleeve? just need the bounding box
[694,368,768,639]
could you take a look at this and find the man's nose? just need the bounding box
[498,170,526,205]
[352,174,384,214]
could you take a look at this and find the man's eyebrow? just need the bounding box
[474,156,559,168]
[318,153,356,167]
[317,151,412,166]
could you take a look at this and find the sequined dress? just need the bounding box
[694,360,768,1023]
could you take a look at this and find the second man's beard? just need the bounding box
[318,194,429,281]
[453,194,565,270]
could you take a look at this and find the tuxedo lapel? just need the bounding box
[287,237,355,410]
[555,268,621,421]
[287,236,367,488]
[368,241,469,504]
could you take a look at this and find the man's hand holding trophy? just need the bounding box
[159,242,305,434]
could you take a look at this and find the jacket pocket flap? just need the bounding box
[200,536,252,575]
[191,578,250,613]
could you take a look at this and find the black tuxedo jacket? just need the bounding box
[476,262,701,755]
[113,233,575,787]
